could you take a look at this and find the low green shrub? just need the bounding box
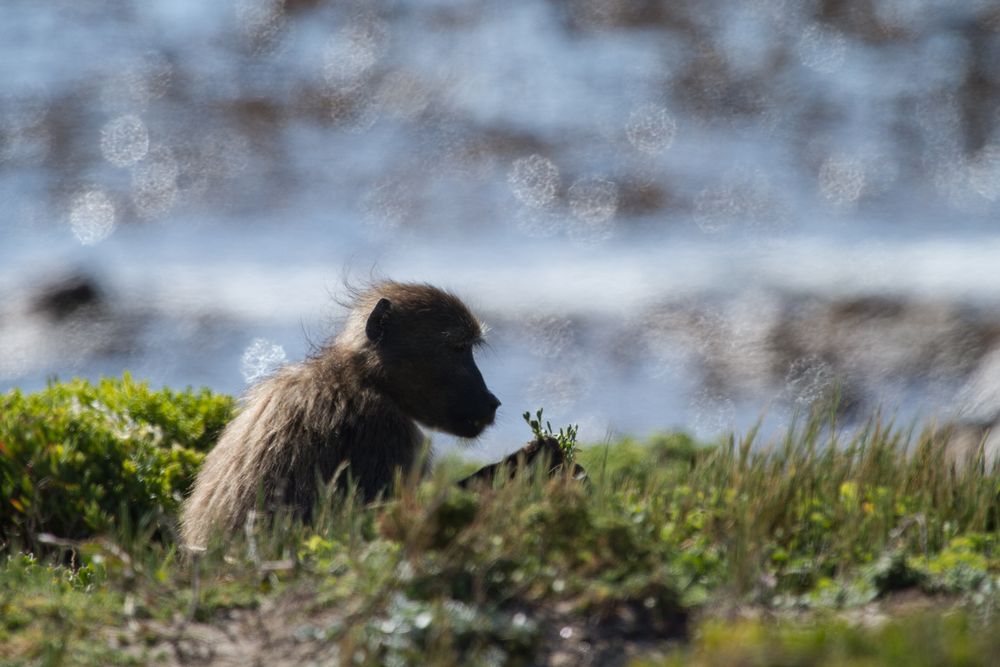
[578,431,711,486]
[642,612,1000,667]
[0,374,233,545]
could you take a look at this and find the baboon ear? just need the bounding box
[365,298,392,343]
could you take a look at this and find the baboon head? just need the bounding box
[351,282,501,438]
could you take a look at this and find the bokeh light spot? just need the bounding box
[625,103,677,155]
[241,338,287,384]
[567,177,618,242]
[100,114,149,167]
[323,23,385,91]
[508,155,560,209]
[69,190,116,246]
[819,155,866,208]
[798,25,846,74]
[132,145,179,219]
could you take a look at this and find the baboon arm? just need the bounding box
[457,436,587,488]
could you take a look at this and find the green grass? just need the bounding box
[1,377,998,665]
[640,613,1000,667]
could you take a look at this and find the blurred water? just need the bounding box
[2,1,1000,458]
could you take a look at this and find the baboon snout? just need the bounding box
[464,391,500,436]
[480,391,501,423]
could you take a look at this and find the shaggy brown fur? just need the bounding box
[181,281,500,548]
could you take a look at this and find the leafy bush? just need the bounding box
[0,374,233,544]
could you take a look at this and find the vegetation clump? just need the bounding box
[0,376,998,665]
[0,375,233,546]
[523,407,579,462]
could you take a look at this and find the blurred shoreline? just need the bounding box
[3,1,1000,458]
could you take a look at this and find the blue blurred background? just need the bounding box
[2,0,1000,458]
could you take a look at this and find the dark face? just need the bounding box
[367,295,501,438]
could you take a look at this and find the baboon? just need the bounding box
[180,281,502,548]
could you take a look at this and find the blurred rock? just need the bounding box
[554,0,687,31]
[943,422,1000,468]
[955,346,1000,424]
[770,295,999,390]
[29,272,104,321]
[632,292,1000,418]
[1,273,147,382]
[614,180,674,218]
[675,44,776,122]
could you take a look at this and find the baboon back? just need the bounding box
[181,357,420,547]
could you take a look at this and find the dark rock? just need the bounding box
[616,180,674,218]
[828,295,907,321]
[554,0,690,32]
[29,273,104,322]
